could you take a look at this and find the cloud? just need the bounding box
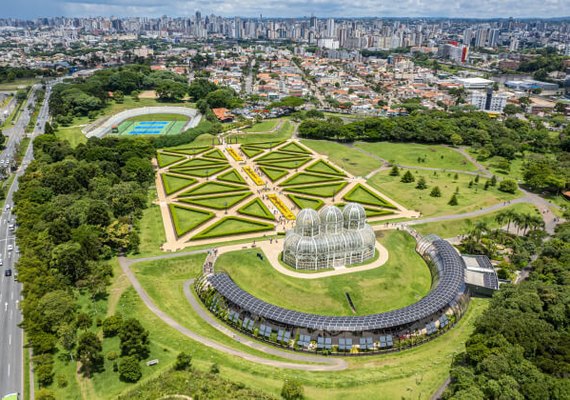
[3,0,570,19]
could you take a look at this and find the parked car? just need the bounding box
[4,269,12,277]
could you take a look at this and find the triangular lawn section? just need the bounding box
[217,169,247,185]
[170,165,229,178]
[243,141,285,149]
[240,146,265,158]
[164,146,211,156]
[343,183,397,209]
[364,207,394,217]
[256,151,309,162]
[202,148,227,161]
[238,198,275,220]
[305,159,346,177]
[176,158,227,168]
[169,204,214,237]
[281,172,345,186]
[179,181,248,197]
[278,142,311,154]
[287,194,325,210]
[285,181,348,198]
[260,166,288,182]
[179,192,251,210]
[157,152,185,168]
[192,216,274,240]
[161,173,197,195]
[257,158,311,169]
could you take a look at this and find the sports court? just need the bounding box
[114,120,187,136]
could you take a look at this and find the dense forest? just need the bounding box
[444,222,570,399]
[14,133,155,388]
[0,66,53,83]
[298,111,570,193]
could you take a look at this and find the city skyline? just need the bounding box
[3,0,570,19]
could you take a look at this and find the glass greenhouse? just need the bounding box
[283,204,376,270]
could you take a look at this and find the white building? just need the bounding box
[468,90,508,112]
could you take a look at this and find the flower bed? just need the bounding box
[243,166,264,186]
[268,194,295,220]
[227,147,243,161]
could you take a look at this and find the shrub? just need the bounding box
[56,374,68,388]
[118,356,142,383]
[430,186,442,197]
[416,176,427,190]
[36,389,56,400]
[102,314,123,338]
[281,379,304,400]
[389,165,400,176]
[400,170,415,183]
[107,351,119,361]
[174,352,192,371]
[498,179,518,194]
[210,363,220,374]
[448,193,459,206]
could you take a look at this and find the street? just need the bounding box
[0,81,52,398]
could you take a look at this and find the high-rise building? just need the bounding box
[475,28,488,47]
[488,29,500,47]
[468,89,508,112]
[326,18,335,38]
[310,16,317,29]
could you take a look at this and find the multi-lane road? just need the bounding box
[0,81,52,399]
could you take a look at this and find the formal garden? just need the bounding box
[155,139,407,248]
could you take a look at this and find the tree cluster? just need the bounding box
[15,134,154,387]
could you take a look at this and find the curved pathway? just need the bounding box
[119,256,347,371]
[84,106,202,138]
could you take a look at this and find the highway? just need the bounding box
[0,81,52,399]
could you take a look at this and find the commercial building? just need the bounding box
[455,77,494,89]
[504,79,559,92]
[467,89,509,112]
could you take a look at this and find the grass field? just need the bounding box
[231,119,294,144]
[192,216,274,240]
[180,192,252,210]
[216,231,431,316]
[137,189,167,257]
[301,140,378,177]
[169,204,214,237]
[241,146,265,158]
[305,160,346,176]
[256,151,310,162]
[238,198,275,220]
[244,119,280,132]
[217,169,247,184]
[0,78,38,90]
[288,194,325,210]
[122,245,488,400]
[180,181,247,197]
[260,166,288,182]
[257,158,311,169]
[285,181,348,198]
[343,183,396,209]
[413,203,540,238]
[281,172,344,186]
[169,165,229,178]
[157,152,185,168]
[161,174,196,195]
[279,141,311,154]
[355,142,478,171]
[368,169,521,218]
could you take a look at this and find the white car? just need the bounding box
[7,244,13,251]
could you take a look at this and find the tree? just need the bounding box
[490,175,497,186]
[305,109,324,119]
[389,165,400,176]
[113,90,124,104]
[174,352,192,371]
[119,318,150,360]
[103,314,123,338]
[430,186,442,197]
[76,332,104,377]
[503,104,522,115]
[131,90,140,101]
[450,133,463,147]
[44,122,54,134]
[155,80,187,101]
[281,379,304,400]
[401,170,415,183]
[416,176,428,190]
[118,356,142,383]
[448,193,459,206]
[210,363,220,374]
[36,389,57,400]
[498,179,518,194]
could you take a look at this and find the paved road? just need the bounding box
[119,256,347,371]
[0,81,52,399]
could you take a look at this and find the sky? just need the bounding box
[3,0,570,19]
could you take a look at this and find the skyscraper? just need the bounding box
[326,18,335,38]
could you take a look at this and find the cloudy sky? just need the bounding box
[3,0,570,19]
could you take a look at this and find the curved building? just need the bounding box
[283,204,375,270]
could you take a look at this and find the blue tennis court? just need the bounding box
[129,121,169,135]
[115,119,188,136]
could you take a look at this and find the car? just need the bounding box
[7,244,13,251]
[8,224,14,231]
[0,259,3,266]
[4,269,12,277]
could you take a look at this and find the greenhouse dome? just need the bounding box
[283,204,376,270]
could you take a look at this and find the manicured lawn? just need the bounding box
[413,203,540,238]
[256,151,309,162]
[179,192,252,210]
[240,146,265,158]
[202,148,227,160]
[177,158,227,168]
[305,159,346,176]
[161,174,196,195]
[164,145,211,156]
[125,250,487,400]
[217,169,247,185]
[192,216,274,240]
[301,139,378,177]
[169,165,229,178]
[244,119,280,132]
[241,141,286,149]
[356,142,477,171]
[367,169,522,218]
[285,181,348,198]
[288,194,325,210]
[137,189,166,257]
[257,158,311,169]
[238,198,275,220]
[232,123,293,143]
[281,172,345,186]
[343,183,396,209]
[278,141,311,154]
[157,152,185,168]
[259,166,288,182]
[55,126,88,147]
[169,204,215,237]
[216,230,430,316]
[180,181,248,197]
